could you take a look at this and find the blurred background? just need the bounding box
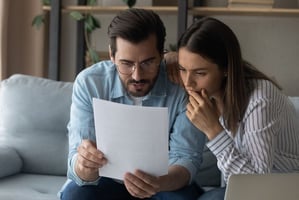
[1,0,299,96]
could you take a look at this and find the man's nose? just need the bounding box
[131,65,142,80]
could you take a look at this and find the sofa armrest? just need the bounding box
[0,146,22,178]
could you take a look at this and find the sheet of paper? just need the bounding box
[93,98,169,180]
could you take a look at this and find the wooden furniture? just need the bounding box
[45,0,299,80]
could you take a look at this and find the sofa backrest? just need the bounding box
[1,74,299,184]
[0,74,73,176]
[289,97,299,118]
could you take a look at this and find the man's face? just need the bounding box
[110,34,162,97]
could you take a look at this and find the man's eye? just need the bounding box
[121,62,132,67]
[195,72,206,76]
[141,60,153,67]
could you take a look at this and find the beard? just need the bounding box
[125,79,153,97]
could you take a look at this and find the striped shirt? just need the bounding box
[207,79,299,183]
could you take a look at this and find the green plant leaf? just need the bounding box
[42,0,51,6]
[169,43,177,51]
[70,11,84,21]
[85,15,94,33]
[85,15,100,33]
[89,48,100,63]
[91,15,101,29]
[32,14,45,29]
[123,0,136,7]
[87,0,97,6]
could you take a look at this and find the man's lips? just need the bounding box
[129,80,148,89]
[132,82,145,90]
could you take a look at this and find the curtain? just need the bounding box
[0,0,47,80]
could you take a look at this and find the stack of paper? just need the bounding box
[93,98,169,180]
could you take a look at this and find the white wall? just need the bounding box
[59,5,299,96]
[214,15,299,96]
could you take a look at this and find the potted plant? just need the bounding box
[32,0,137,65]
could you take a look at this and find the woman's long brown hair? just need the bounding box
[178,17,280,135]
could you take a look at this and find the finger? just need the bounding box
[186,103,194,113]
[76,156,99,172]
[77,145,99,163]
[134,170,159,191]
[200,89,213,107]
[81,140,103,156]
[124,173,152,198]
[77,151,106,169]
[188,90,204,106]
[187,95,198,110]
[77,144,107,166]
[189,89,213,108]
[82,140,106,160]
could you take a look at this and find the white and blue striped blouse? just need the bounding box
[207,79,299,183]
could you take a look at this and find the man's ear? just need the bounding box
[164,51,183,86]
[109,45,115,63]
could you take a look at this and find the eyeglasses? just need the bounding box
[116,59,159,75]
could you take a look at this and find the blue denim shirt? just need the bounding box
[62,60,205,190]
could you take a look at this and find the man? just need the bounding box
[60,8,205,200]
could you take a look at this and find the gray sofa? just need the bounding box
[1,74,298,199]
[0,74,221,200]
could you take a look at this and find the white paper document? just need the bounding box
[93,98,169,180]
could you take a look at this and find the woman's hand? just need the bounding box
[186,89,224,140]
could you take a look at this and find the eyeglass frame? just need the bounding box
[115,58,160,75]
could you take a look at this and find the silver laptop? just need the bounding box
[225,173,299,200]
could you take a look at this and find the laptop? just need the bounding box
[224,173,299,200]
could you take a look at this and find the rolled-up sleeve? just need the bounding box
[168,106,206,183]
[66,74,99,185]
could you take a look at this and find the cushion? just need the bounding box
[0,74,73,175]
[289,96,299,117]
[0,174,65,200]
[0,146,22,178]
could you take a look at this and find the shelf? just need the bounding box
[44,1,299,80]
[43,5,299,17]
[42,6,178,14]
[190,7,299,17]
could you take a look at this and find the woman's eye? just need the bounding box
[178,66,185,71]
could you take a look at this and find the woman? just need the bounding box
[176,17,299,199]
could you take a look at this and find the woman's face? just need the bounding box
[178,47,226,99]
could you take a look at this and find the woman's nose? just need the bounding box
[184,73,194,88]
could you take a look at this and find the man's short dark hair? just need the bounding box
[108,8,166,57]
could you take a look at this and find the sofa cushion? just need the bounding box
[0,74,73,175]
[0,146,22,178]
[289,96,299,117]
[0,173,65,200]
